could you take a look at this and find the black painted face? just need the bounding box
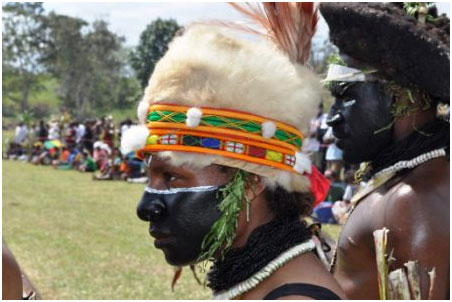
[136,156,232,266]
[137,186,223,266]
[327,81,393,163]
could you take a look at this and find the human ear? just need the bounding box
[245,174,266,201]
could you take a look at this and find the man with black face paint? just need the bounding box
[121,3,346,300]
[320,2,450,299]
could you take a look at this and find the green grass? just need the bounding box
[321,223,341,241]
[2,160,211,299]
[3,160,342,299]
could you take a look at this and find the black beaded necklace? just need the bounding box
[207,217,312,292]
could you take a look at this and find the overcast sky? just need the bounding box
[42,2,328,46]
[43,2,450,47]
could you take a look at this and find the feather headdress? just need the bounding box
[228,2,318,65]
[121,2,327,199]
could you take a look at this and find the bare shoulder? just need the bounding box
[377,157,450,298]
[376,157,449,258]
[382,157,449,223]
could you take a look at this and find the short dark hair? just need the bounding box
[217,165,314,218]
[265,186,314,218]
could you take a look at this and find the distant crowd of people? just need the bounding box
[4,114,148,183]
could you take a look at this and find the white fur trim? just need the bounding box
[261,121,277,139]
[186,107,203,127]
[120,125,149,155]
[294,151,312,175]
[143,24,321,134]
[137,100,150,124]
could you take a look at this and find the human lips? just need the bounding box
[149,229,173,248]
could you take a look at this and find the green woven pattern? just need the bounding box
[147,110,302,147]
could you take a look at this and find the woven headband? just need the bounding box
[136,104,310,175]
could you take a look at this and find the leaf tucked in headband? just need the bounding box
[229,2,318,65]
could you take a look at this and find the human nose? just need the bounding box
[137,194,166,222]
[326,101,344,127]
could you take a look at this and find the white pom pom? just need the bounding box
[120,125,149,155]
[293,151,312,174]
[261,121,277,139]
[186,107,203,128]
[137,100,150,124]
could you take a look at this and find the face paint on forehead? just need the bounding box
[144,185,219,194]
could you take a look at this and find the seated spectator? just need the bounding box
[48,147,61,166]
[32,149,49,166]
[110,148,123,180]
[56,147,79,170]
[118,154,129,180]
[78,151,97,172]
[6,142,24,160]
[70,147,84,170]
[30,142,43,163]
[52,146,70,167]
[123,151,147,182]
[93,141,108,173]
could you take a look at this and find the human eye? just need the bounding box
[163,171,182,185]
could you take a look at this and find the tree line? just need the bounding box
[2,3,181,120]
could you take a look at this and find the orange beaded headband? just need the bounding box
[137,104,306,174]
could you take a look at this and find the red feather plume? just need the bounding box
[229,2,318,65]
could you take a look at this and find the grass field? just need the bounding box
[3,160,342,299]
[2,160,211,299]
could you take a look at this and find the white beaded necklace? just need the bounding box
[212,239,315,300]
[373,148,446,179]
